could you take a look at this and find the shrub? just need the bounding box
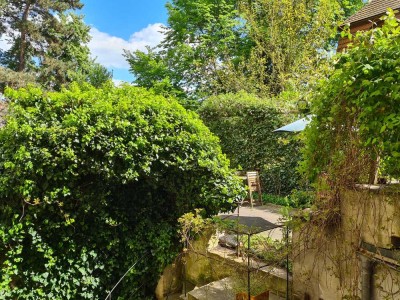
[262,190,313,208]
[0,83,243,299]
[198,91,301,195]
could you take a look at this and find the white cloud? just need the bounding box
[88,23,165,70]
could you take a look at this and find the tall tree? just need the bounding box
[37,13,91,90]
[126,0,365,100]
[238,0,339,94]
[0,0,95,90]
[125,0,251,100]
[0,0,83,71]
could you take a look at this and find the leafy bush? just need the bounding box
[198,91,301,195]
[0,83,243,299]
[287,189,314,208]
[301,11,400,183]
[261,193,288,206]
[262,190,313,208]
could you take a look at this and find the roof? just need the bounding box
[344,0,400,24]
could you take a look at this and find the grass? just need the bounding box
[261,193,289,206]
[260,190,314,208]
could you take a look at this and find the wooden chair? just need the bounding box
[246,171,262,208]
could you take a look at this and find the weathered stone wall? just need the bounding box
[292,186,400,299]
[156,228,289,299]
[155,260,183,300]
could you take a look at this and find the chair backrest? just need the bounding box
[246,171,260,192]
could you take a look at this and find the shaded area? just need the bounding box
[219,215,282,235]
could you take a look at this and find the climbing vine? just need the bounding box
[293,11,400,299]
[301,10,400,184]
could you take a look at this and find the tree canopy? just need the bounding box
[0,1,110,90]
[125,0,250,101]
[0,83,243,299]
[125,0,365,100]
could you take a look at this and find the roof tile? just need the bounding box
[345,0,400,24]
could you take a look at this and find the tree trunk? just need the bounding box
[18,1,32,72]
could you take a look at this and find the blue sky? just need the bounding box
[0,1,169,84]
[82,0,169,83]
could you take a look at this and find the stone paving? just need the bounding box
[186,277,235,300]
[224,203,288,241]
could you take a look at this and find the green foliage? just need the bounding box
[239,0,342,94]
[178,209,213,245]
[125,0,252,100]
[198,91,302,195]
[0,1,99,90]
[0,0,84,70]
[245,235,287,268]
[287,189,313,208]
[0,217,102,299]
[0,39,37,72]
[262,189,313,208]
[0,66,36,92]
[125,0,364,100]
[38,13,90,90]
[301,11,400,183]
[262,193,288,206]
[164,0,251,95]
[124,46,193,107]
[84,61,113,88]
[0,83,243,299]
[38,13,91,90]
[338,0,365,20]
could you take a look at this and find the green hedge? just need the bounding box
[0,83,243,299]
[198,91,301,195]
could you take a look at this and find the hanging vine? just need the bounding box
[293,10,400,299]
